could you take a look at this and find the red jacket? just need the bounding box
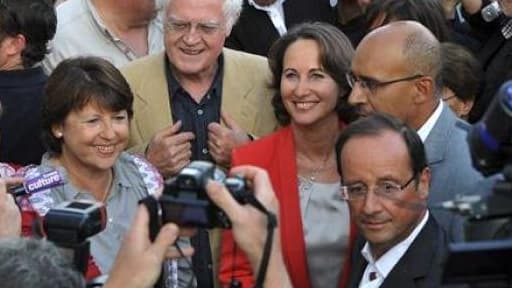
[219,126,356,288]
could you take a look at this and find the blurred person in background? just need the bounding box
[225,0,336,56]
[0,0,56,166]
[440,42,482,120]
[43,0,167,73]
[219,22,356,288]
[335,0,372,47]
[460,0,512,122]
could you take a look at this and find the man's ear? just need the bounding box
[413,76,434,105]
[417,166,431,200]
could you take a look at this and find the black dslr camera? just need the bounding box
[39,200,107,276]
[158,161,252,229]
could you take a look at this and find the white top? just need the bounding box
[298,177,350,288]
[248,0,288,36]
[43,0,166,73]
[417,101,444,142]
[358,211,430,288]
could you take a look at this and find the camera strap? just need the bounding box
[245,195,278,288]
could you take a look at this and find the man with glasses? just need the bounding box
[120,0,277,286]
[336,113,449,287]
[346,20,484,242]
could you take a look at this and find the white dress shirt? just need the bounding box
[358,211,430,288]
[417,101,444,142]
[248,0,288,36]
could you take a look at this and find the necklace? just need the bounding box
[297,151,334,182]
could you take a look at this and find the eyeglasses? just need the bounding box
[346,71,424,93]
[164,18,223,36]
[340,174,416,202]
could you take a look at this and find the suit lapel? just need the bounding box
[132,53,174,142]
[221,49,262,131]
[381,216,442,288]
[424,104,452,165]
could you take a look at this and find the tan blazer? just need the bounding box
[120,48,278,286]
[121,48,278,154]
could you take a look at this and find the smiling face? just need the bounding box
[280,39,340,128]
[53,102,129,174]
[164,0,228,78]
[340,130,429,258]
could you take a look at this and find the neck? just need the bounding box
[93,0,151,32]
[370,209,427,260]
[171,62,218,102]
[407,99,439,130]
[293,115,340,161]
[55,155,113,202]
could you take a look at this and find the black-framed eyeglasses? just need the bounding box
[340,174,417,202]
[346,71,424,93]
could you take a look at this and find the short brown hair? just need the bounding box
[42,57,134,155]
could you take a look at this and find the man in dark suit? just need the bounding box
[225,0,336,56]
[335,113,449,287]
[346,20,486,241]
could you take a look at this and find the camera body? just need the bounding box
[481,1,502,22]
[43,200,107,244]
[159,161,252,228]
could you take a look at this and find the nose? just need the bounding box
[348,82,368,106]
[293,77,310,97]
[182,25,201,45]
[100,120,116,140]
[361,189,382,215]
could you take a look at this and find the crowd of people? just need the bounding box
[0,0,509,287]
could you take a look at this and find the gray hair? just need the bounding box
[0,238,85,288]
[166,0,243,30]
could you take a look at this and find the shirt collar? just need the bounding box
[361,211,430,280]
[417,101,443,142]
[40,153,132,201]
[248,0,286,11]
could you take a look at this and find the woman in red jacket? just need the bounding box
[219,22,356,288]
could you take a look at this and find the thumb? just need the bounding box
[206,180,243,221]
[160,120,182,138]
[148,223,179,260]
[221,111,241,131]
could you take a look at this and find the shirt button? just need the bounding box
[202,148,208,155]
[197,109,204,115]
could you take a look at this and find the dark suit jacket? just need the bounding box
[348,215,449,288]
[225,0,336,56]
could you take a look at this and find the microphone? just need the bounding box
[9,168,66,197]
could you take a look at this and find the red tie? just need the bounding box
[369,272,377,281]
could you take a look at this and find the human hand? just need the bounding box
[207,112,251,167]
[104,204,195,288]
[0,177,24,238]
[146,121,195,178]
[206,166,291,287]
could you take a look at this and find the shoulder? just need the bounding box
[233,127,291,167]
[54,0,89,31]
[120,53,166,83]
[223,48,269,71]
[115,152,163,197]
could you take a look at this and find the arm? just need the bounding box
[206,165,292,288]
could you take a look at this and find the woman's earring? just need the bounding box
[55,132,63,138]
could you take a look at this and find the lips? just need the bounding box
[95,145,115,155]
[293,101,318,110]
[360,219,390,230]
[180,47,203,55]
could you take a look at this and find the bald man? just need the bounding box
[346,21,484,241]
